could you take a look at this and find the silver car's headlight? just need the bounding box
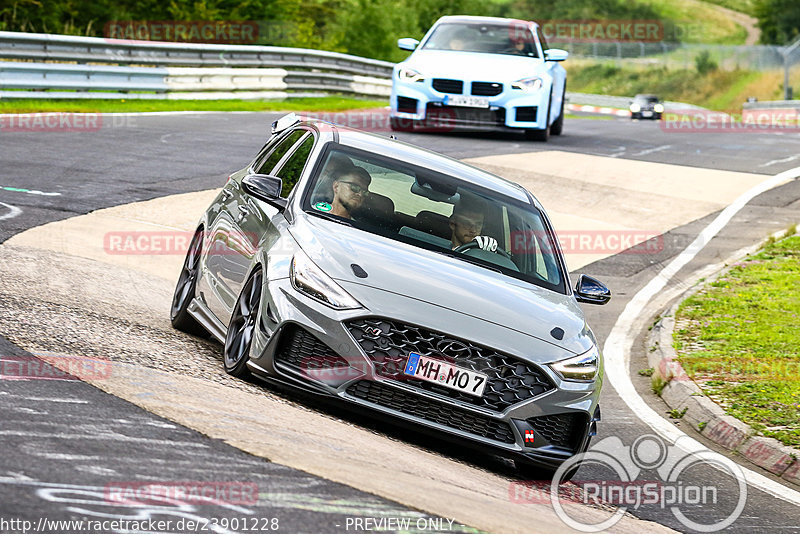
[290,250,362,310]
[511,77,543,92]
[630,103,641,112]
[654,103,664,113]
[549,345,600,381]
[398,67,424,83]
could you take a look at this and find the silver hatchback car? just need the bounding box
[171,114,610,477]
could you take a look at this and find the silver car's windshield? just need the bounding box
[303,145,565,294]
[421,22,538,58]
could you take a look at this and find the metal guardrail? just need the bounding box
[566,92,704,110]
[0,31,394,75]
[0,31,394,99]
[743,100,800,110]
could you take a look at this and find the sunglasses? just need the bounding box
[338,181,370,196]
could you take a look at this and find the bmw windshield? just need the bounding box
[421,22,538,58]
[302,144,566,294]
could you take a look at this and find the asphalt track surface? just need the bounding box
[1,111,800,533]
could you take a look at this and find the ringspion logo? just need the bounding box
[511,435,747,532]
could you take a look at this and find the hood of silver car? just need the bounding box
[291,215,593,356]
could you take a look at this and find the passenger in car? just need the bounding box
[449,198,498,251]
[331,167,372,220]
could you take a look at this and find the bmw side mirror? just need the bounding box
[398,38,419,51]
[544,49,569,62]
[242,174,286,210]
[574,274,611,305]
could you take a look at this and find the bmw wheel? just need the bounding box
[224,267,263,377]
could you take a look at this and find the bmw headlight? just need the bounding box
[290,250,362,310]
[654,103,664,113]
[511,77,543,92]
[549,345,600,382]
[630,103,641,113]
[398,67,424,83]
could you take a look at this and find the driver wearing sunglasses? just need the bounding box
[331,167,372,220]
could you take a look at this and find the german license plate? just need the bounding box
[643,111,653,117]
[445,95,490,108]
[403,352,488,397]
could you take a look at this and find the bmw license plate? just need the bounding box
[445,95,490,108]
[643,111,653,117]
[403,352,488,397]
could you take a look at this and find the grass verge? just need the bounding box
[633,0,748,44]
[673,230,800,448]
[0,97,388,114]
[566,61,799,111]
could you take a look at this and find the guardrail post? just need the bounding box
[782,37,800,101]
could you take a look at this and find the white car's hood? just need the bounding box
[402,49,545,81]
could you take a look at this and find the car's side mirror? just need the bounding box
[242,174,286,210]
[544,48,569,62]
[574,274,611,305]
[398,38,419,51]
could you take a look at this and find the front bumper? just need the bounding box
[631,109,662,120]
[391,77,551,131]
[247,277,601,469]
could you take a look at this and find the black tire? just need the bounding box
[515,436,591,482]
[551,88,565,136]
[525,126,549,142]
[223,267,263,378]
[516,461,581,483]
[170,227,206,336]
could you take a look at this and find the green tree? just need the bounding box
[755,0,800,44]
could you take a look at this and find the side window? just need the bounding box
[254,130,304,175]
[274,134,314,197]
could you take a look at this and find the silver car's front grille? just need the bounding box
[346,380,516,443]
[346,318,555,412]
